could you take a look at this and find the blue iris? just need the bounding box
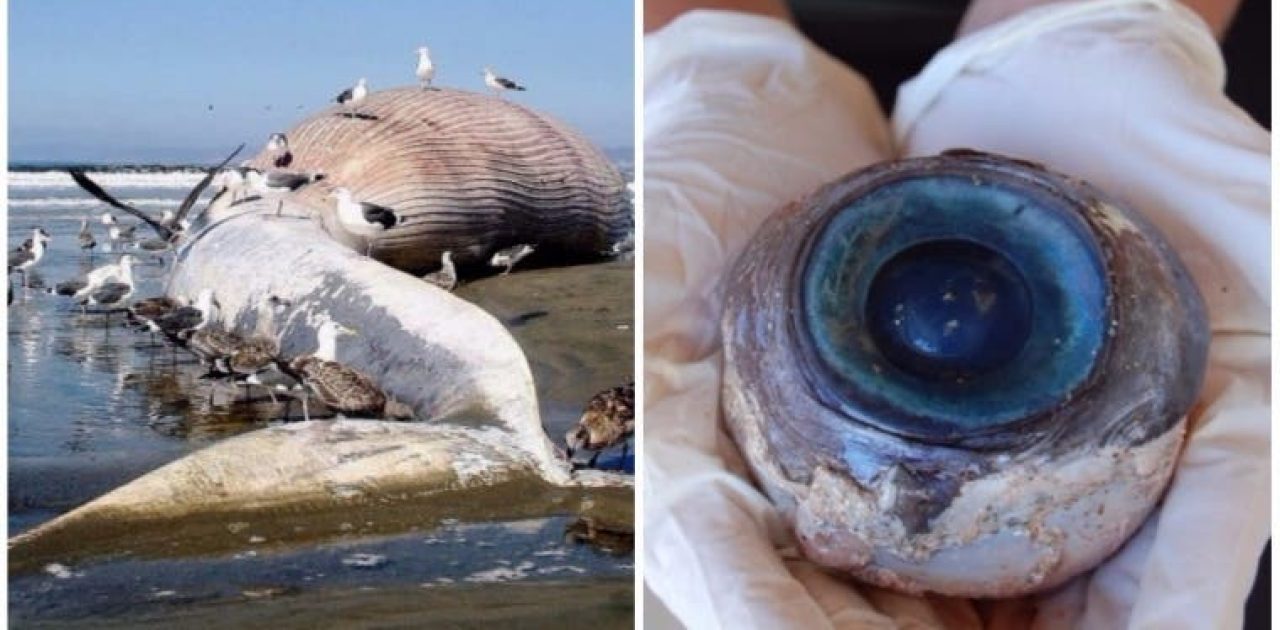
[795,173,1110,441]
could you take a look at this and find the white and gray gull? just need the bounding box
[335,78,369,115]
[484,67,527,96]
[8,228,51,286]
[77,217,97,258]
[77,254,136,317]
[422,251,457,291]
[416,47,435,89]
[266,133,292,168]
[329,187,403,256]
[245,168,326,214]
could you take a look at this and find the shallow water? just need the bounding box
[8,170,634,625]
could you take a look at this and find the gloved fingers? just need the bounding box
[646,462,851,629]
[645,9,899,627]
[893,2,1269,628]
[784,560,901,630]
[894,0,1269,334]
[644,357,725,463]
[859,584,977,630]
[1119,335,1269,629]
[1022,572,1087,629]
[646,9,895,369]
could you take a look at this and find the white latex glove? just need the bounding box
[644,2,1270,629]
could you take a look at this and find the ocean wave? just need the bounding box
[9,197,184,209]
[9,171,205,189]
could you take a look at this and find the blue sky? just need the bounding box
[10,0,634,164]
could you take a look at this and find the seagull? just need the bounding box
[266,133,292,168]
[83,254,132,290]
[159,209,178,229]
[77,256,136,318]
[489,244,535,275]
[213,169,247,200]
[245,169,326,214]
[415,47,435,89]
[205,168,251,220]
[9,228,51,286]
[52,255,135,310]
[48,278,89,297]
[422,251,457,291]
[78,217,97,258]
[335,78,369,115]
[329,187,403,256]
[100,213,137,251]
[483,67,526,96]
[83,281,133,315]
[283,317,387,421]
[565,382,635,468]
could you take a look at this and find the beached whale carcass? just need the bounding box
[240,87,632,273]
[9,90,634,572]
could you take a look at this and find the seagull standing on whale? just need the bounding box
[266,133,293,168]
[483,67,526,96]
[422,251,457,291]
[330,187,403,256]
[335,78,368,116]
[245,169,326,215]
[416,47,436,89]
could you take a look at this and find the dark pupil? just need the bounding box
[865,239,1033,381]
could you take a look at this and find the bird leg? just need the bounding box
[301,395,311,422]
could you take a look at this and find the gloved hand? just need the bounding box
[644,3,1269,629]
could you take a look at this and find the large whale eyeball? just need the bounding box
[721,150,1209,597]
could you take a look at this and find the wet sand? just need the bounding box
[16,579,633,629]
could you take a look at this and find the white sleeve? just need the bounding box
[894,2,1270,628]
[644,10,894,628]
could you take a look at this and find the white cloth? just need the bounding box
[644,2,1270,628]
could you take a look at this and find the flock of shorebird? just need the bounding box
[12,229,400,422]
[5,45,632,468]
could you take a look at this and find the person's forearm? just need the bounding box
[644,0,790,33]
[958,0,1242,39]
